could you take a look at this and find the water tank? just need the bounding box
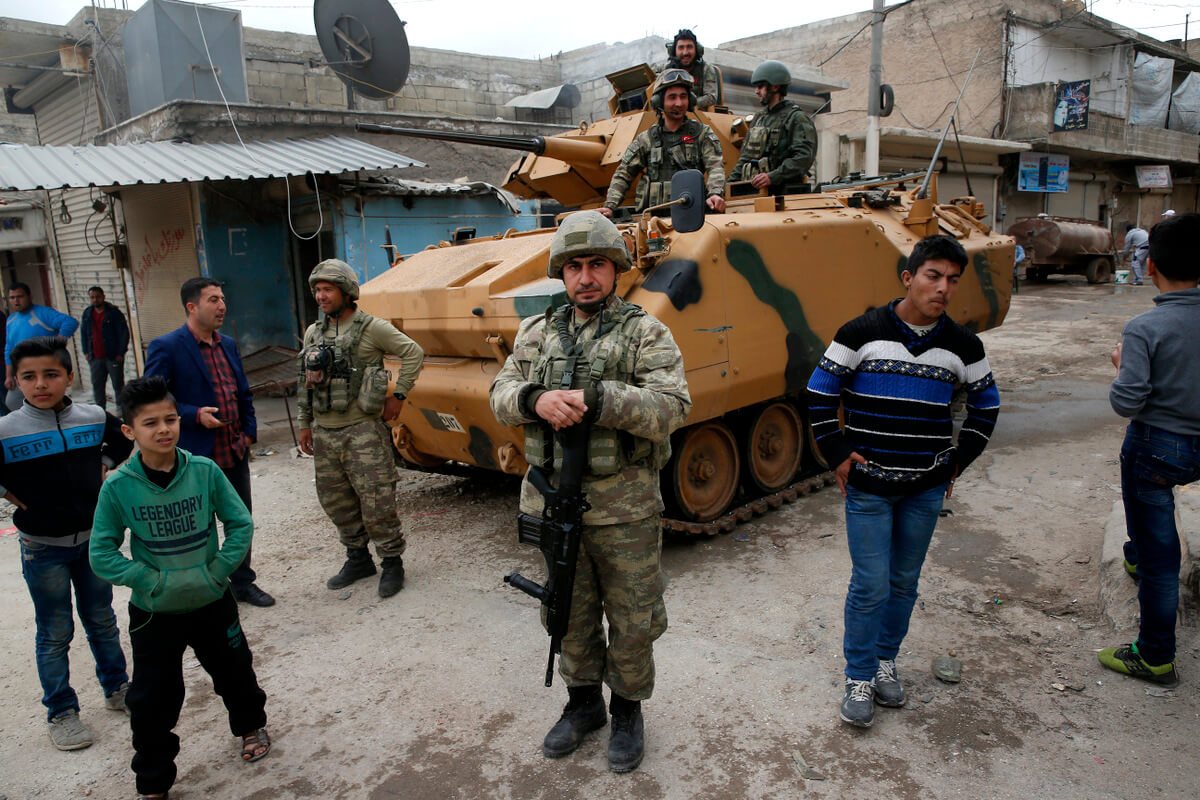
[122,0,248,117]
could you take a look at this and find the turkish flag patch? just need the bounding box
[681,135,695,143]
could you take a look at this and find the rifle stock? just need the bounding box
[503,421,592,687]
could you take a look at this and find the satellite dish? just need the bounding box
[314,0,410,100]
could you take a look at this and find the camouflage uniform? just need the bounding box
[729,99,817,190]
[603,120,725,213]
[490,293,691,699]
[655,59,723,110]
[298,310,424,557]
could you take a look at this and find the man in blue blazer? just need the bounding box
[145,277,275,607]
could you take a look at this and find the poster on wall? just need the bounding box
[1018,153,1070,193]
[1135,165,1173,189]
[1053,80,1090,131]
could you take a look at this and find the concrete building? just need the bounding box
[721,0,1200,232]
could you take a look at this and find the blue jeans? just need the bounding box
[1119,421,1200,666]
[20,537,129,720]
[843,483,947,681]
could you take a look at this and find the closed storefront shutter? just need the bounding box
[35,82,128,383]
[121,184,200,349]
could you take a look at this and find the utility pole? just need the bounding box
[865,0,885,176]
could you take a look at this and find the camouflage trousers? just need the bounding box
[312,420,406,558]
[545,515,667,701]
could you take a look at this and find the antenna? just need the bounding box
[314,0,410,102]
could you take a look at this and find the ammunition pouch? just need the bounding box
[298,311,378,416]
[357,365,390,416]
[523,302,664,477]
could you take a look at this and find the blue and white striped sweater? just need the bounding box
[806,301,999,495]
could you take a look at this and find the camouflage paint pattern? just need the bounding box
[545,515,667,700]
[312,419,406,557]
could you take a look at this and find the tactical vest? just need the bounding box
[523,301,671,476]
[636,119,706,210]
[739,101,802,180]
[300,311,390,416]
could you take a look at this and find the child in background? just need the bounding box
[90,375,269,800]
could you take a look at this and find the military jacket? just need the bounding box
[730,99,817,188]
[604,119,725,213]
[655,58,722,109]
[490,295,691,525]
[298,310,424,430]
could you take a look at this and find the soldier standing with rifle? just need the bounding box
[490,211,691,773]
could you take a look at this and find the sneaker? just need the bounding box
[104,681,130,712]
[47,710,95,751]
[873,659,906,707]
[839,678,875,728]
[1098,643,1178,687]
[1123,559,1140,581]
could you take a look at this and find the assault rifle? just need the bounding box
[504,419,591,687]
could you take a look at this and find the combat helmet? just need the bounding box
[308,258,360,301]
[651,68,698,112]
[751,60,791,89]
[547,210,631,279]
[666,28,704,61]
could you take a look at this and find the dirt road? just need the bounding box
[1,280,1195,799]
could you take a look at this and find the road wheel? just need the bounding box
[744,402,803,492]
[668,422,740,521]
[1086,257,1113,284]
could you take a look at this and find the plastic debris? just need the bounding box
[932,655,962,683]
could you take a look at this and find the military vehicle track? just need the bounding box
[662,471,835,536]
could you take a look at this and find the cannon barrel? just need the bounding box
[356,122,609,164]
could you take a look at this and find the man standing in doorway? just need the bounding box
[5,282,78,411]
[145,278,275,607]
[80,287,129,409]
[1123,223,1149,286]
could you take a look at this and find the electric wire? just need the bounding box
[193,2,324,241]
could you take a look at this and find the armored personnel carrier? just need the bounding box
[355,66,1015,532]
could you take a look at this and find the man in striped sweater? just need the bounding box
[806,234,1000,728]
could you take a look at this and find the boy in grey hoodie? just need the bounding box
[1101,212,1200,687]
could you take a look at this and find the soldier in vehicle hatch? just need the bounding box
[490,211,691,773]
[654,28,722,110]
[729,60,818,195]
[601,70,725,216]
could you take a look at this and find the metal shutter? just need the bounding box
[35,82,121,383]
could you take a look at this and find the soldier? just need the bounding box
[729,60,818,194]
[297,259,424,599]
[655,28,722,110]
[490,211,691,773]
[600,69,726,217]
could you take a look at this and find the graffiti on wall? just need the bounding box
[132,227,188,304]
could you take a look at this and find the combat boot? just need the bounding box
[542,685,606,758]
[326,547,376,590]
[607,693,644,773]
[378,556,405,598]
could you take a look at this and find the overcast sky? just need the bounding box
[1,0,1193,60]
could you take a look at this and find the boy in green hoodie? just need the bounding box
[90,376,269,800]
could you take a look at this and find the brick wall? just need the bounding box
[719,0,1064,140]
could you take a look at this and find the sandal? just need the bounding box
[241,727,271,762]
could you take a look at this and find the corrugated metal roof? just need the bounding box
[0,136,425,191]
